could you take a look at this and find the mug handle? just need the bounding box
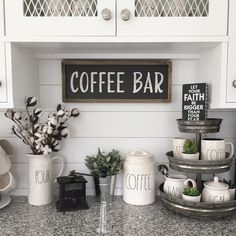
[226,142,234,159]
[52,156,64,183]
[184,179,197,188]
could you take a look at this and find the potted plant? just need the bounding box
[182,186,201,202]
[222,179,236,200]
[5,96,80,206]
[182,139,199,160]
[85,148,123,203]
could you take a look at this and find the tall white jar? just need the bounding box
[123,149,156,205]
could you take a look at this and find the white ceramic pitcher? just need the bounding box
[27,154,64,206]
[163,175,196,199]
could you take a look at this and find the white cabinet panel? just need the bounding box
[227,0,236,103]
[5,0,115,37]
[0,0,4,36]
[0,43,7,103]
[117,0,228,36]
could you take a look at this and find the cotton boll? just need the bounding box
[5,109,13,119]
[71,108,80,117]
[42,145,52,155]
[47,127,53,135]
[14,112,22,120]
[48,116,57,127]
[27,96,37,107]
[34,108,43,117]
[61,128,70,138]
[57,109,65,117]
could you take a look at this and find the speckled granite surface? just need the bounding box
[0,197,236,236]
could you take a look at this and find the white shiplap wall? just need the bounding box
[0,59,236,196]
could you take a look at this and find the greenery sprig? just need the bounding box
[222,179,236,189]
[183,187,200,197]
[85,148,123,177]
[183,139,198,154]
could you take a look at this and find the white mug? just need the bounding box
[173,138,186,158]
[0,140,15,175]
[0,171,16,194]
[201,138,234,161]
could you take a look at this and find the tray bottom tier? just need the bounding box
[159,184,236,218]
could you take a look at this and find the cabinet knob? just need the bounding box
[233,80,236,88]
[101,8,112,21]
[0,81,1,87]
[121,9,131,21]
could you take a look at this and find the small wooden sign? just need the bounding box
[62,60,172,103]
[182,83,208,121]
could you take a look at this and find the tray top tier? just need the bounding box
[177,119,222,134]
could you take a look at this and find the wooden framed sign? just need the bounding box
[182,83,208,121]
[62,60,172,103]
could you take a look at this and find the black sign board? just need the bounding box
[62,60,172,103]
[182,83,208,121]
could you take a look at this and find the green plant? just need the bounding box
[85,148,123,177]
[183,139,198,154]
[183,187,200,196]
[222,179,236,189]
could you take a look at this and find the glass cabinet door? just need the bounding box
[5,0,116,36]
[117,0,228,36]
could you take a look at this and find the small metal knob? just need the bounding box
[233,80,236,88]
[101,8,112,21]
[0,81,1,87]
[121,9,131,21]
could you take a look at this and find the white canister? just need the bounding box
[123,149,156,205]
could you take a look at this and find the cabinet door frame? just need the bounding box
[117,0,228,36]
[5,0,116,37]
[0,0,4,36]
[0,1,7,103]
[0,43,7,103]
[227,0,236,103]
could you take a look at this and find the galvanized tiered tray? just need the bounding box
[166,151,234,174]
[159,184,236,218]
[159,118,236,218]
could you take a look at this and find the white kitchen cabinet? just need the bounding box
[200,0,236,109]
[5,0,116,37]
[4,0,228,38]
[117,0,228,36]
[0,43,7,103]
[226,0,236,103]
[0,0,7,103]
[0,0,4,36]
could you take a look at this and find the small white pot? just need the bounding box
[182,193,201,203]
[182,152,199,160]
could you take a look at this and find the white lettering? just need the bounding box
[107,72,116,93]
[70,71,79,93]
[79,72,89,93]
[117,72,125,93]
[133,72,143,93]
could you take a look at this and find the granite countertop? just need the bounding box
[0,197,236,236]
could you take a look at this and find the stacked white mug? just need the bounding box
[0,140,16,209]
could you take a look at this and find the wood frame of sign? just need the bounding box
[62,59,172,103]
